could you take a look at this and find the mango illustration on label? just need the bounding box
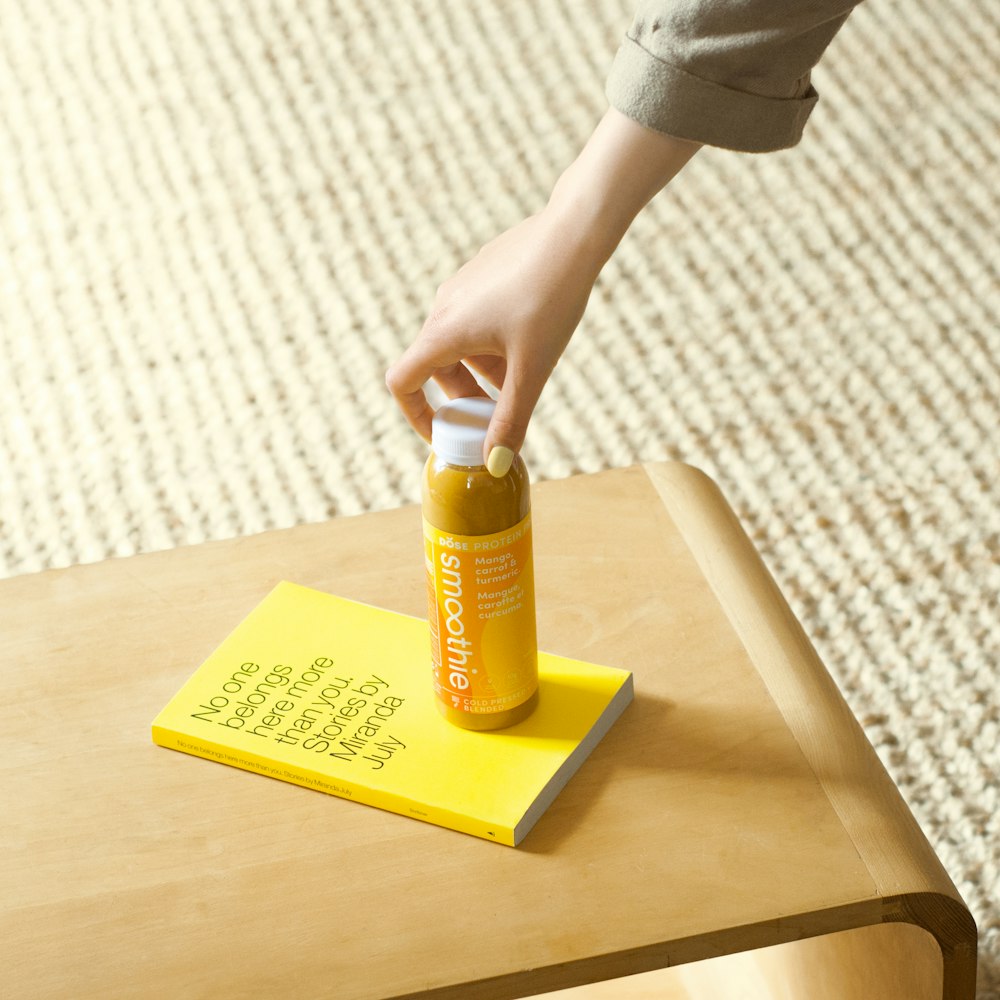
[424,512,538,714]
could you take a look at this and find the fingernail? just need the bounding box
[487,446,515,478]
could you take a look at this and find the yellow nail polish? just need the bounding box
[487,446,515,478]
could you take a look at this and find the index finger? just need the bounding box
[385,337,467,442]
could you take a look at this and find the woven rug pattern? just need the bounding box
[1,1,997,991]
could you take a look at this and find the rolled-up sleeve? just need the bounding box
[606,0,862,152]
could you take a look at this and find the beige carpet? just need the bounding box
[1,0,997,992]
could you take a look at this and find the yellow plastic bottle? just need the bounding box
[422,397,539,730]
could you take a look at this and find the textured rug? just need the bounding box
[1,0,997,992]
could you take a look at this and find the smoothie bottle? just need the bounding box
[422,397,539,730]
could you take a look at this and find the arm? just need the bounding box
[385,108,699,475]
[387,0,863,473]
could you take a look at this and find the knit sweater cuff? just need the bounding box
[605,34,820,153]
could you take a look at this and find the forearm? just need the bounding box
[544,106,700,273]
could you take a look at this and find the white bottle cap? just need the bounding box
[431,397,496,467]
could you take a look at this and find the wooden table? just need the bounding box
[1,463,976,999]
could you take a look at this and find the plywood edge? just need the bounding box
[882,891,979,999]
[385,898,886,1000]
[642,461,968,911]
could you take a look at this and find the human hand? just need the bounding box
[385,205,605,476]
[386,108,700,475]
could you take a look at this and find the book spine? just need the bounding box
[151,726,516,846]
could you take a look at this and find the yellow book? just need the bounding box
[152,581,633,846]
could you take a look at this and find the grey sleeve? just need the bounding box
[605,0,862,152]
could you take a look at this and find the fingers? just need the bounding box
[465,354,507,391]
[388,335,544,476]
[386,325,492,442]
[384,373,436,443]
[385,337,447,442]
[482,355,548,475]
[432,360,489,401]
[387,318,547,471]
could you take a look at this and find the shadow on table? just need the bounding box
[520,688,831,854]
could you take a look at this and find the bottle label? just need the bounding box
[423,512,538,715]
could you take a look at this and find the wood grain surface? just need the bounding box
[0,463,975,999]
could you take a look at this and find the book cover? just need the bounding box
[152,582,633,846]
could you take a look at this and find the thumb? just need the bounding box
[483,362,546,477]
